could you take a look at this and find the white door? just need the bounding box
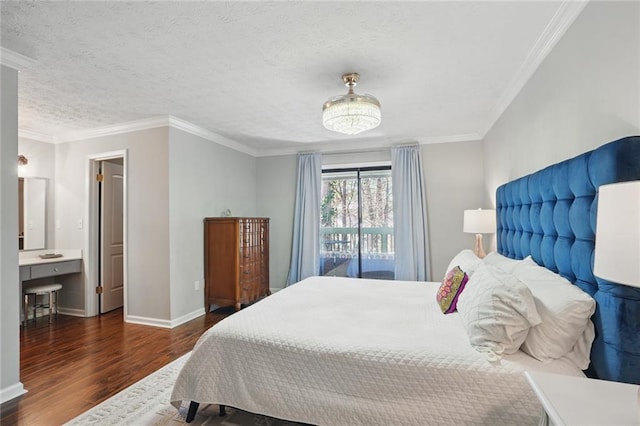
[100,160,124,313]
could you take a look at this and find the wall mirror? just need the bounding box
[18,177,47,250]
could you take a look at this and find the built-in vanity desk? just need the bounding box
[19,249,82,279]
[19,249,82,321]
[20,250,81,278]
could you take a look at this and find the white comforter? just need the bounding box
[171,276,584,425]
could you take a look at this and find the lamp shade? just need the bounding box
[594,181,640,288]
[463,209,496,234]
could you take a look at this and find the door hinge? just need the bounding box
[96,173,104,182]
[96,286,104,294]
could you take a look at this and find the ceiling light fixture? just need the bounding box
[322,73,381,135]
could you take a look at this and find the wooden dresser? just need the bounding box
[204,217,270,311]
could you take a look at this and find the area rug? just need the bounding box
[65,352,301,425]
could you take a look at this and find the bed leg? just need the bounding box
[185,401,199,423]
[219,404,226,416]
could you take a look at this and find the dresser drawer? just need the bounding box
[30,259,82,279]
[20,265,31,281]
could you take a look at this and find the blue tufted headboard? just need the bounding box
[496,136,640,384]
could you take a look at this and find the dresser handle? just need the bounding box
[53,268,59,272]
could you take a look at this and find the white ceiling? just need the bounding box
[1,1,586,156]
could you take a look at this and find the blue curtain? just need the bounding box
[391,145,430,281]
[286,153,322,286]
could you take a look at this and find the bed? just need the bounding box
[171,136,640,424]
[172,276,585,425]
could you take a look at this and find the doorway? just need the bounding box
[320,166,395,279]
[86,151,128,318]
[98,158,124,313]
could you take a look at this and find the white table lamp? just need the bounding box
[463,208,496,259]
[593,181,640,421]
[594,181,640,288]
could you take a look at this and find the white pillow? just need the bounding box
[512,257,596,364]
[457,264,542,361]
[482,252,523,273]
[563,321,596,370]
[445,249,482,279]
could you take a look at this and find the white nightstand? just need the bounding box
[525,371,639,426]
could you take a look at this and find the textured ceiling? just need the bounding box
[1,1,584,155]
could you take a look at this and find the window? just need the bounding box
[320,166,394,280]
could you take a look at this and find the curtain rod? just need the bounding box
[320,143,419,156]
[297,142,419,157]
[322,147,389,156]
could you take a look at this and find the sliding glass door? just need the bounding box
[320,166,394,280]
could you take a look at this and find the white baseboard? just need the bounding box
[125,315,172,328]
[169,308,205,328]
[0,382,27,404]
[25,307,85,321]
[270,287,284,293]
[125,308,205,329]
[58,307,86,317]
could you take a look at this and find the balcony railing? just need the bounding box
[320,227,395,279]
[320,227,394,254]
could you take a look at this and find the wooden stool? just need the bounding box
[23,283,62,325]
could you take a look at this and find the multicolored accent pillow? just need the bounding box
[437,266,469,314]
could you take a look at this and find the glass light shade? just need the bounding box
[594,181,640,288]
[322,94,381,135]
[17,154,28,177]
[463,209,496,234]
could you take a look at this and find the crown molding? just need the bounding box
[254,138,391,158]
[414,133,482,145]
[0,47,37,70]
[167,116,257,157]
[19,118,171,144]
[61,116,258,156]
[254,132,482,157]
[480,0,589,138]
[60,116,171,142]
[23,115,258,156]
[19,128,58,143]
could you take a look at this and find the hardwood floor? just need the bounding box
[0,308,229,425]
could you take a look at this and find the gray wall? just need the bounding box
[484,1,640,202]
[422,141,486,281]
[53,126,258,324]
[256,155,297,289]
[55,127,171,321]
[0,65,23,402]
[168,127,257,318]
